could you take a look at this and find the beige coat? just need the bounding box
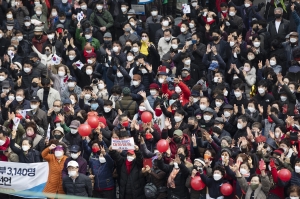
[37,87,61,109]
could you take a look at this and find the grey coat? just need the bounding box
[237,175,271,199]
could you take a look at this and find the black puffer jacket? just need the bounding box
[109,149,146,199]
[21,24,35,42]
[157,159,190,199]
[62,173,93,197]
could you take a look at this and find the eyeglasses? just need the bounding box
[53,105,61,107]
[142,35,147,37]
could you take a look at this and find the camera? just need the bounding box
[92,78,99,84]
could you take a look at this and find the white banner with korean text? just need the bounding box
[0,161,49,198]
[111,137,135,150]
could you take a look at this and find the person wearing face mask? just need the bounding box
[32,26,48,53]
[276,75,296,116]
[230,83,249,115]
[62,145,87,178]
[115,88,137,119]
[107,59,131,89]
[61,77,82,101]
[287,185,300,199]
[268,7,290,43]
[226,5,244,33]
[0,126,10,161]
[253,80,274,118]
[158,29,174,60]
[57,0,72,20]
[198,108,215,130]
[0,29,10,57]
[239,61,256,99]
[228,0,264,31]
[37,77,61,111]
[89,0,114,33]
[130,74,146,97]
[27,52,48,77]
[145,83,160,108]
[42,28,64,56]
[31,4,49,32]
[42,144,68,196]
[88,141,114,198]
[200,166,228,198]
[177,23,191,45]
[145,6,162,33]
[75,24,100,50]
[62,160,92,197]
[176,56,197,87]
[10,131,42,162]
[119,23,139,46]
[233,115,248,142]
[155,16,172,45]
[283,32,299,64]
[99,100,117,130]
[109,144,145,199]
[290,158,300,186]
[15,30,30,58]
[114,2,130,39]
[235,161,271,199]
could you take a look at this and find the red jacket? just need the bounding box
[32,35,48,53]
[0,137,10,161]
[162,81,191,106]
[164,134,191,163]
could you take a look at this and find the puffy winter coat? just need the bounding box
[62,173,92,197]
[237,175,271,199]
[162,81,191,106]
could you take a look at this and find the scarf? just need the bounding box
[203,16,216,25]
[125,159,132,174]
[167,167,180,188]
[140,40,149,56]
[183,75,191,82]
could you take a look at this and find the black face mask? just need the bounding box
[54,134,63,140]
[193,165,202,171]
[212,36,219,41]
[188,124,195,131]
[32,82,38,88]
[35,35,42,40]
[173,137,181,144]
[275,14,282,19]
[212,126,222,134]
[253,27,258,32]
[104,40,112,46]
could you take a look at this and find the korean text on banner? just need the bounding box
[0,161,49,198]
[111,137,135,150]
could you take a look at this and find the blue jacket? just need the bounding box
[89,153,114,190]
[292,11,300,46]
[291,172,300,186]
[58,3,72,18]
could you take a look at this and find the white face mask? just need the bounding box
[223,90,228,96]
[150,90,157,95]
[58,71,65,77]
[22,145,30,151]
[151,11,158,16]
[206,17,213,22]
[248,107,255,113]
[175,86,181,93]
[98,83,104,90]
[87,59,94,64]
[224,111,231,117]
[275,132,281,138]
[270,60,276,66]
[16,96,24,102]
[81,5,87,10]
[69,55,75,61]
[203,115,212,120]
[141,69,147,74]
[244,3,250,7]
[117,72,123,77]
[253,42,260,47]
[258,88,265,94]
[158,78,165,84]
[85,34,91,40]
[280,96,287,101]
[0,76,5,81]
[86,69,93,75]
[53,107,61,113]
[290,197,299,199]
[164,37,171,42]
[84,94,91,100]
[230,41,235,47]
[71,153,79,159]
[240,168,249,175]
[193,98,199,103]
[0,140,5,146]
[184,59,191,65]
[127,56,134,61]
[96,5,103,10]
[30,104,38,109]
[234,91,241,98]
[7,14,12,19]
[24,67,31,73]
[121,7,127,12]
[104,107,111,113]
[171,44,178,49]
[70,129,77,134]
[113,46,119,52]
[290,38,297,43]
[169,99,176,106]
[213,77,219,83]
[25,22,31,26]
[8,96,15,101]
[189,23,194,29]
[237,123,243,129]
[295,166,300,173]
[68,82,75,88]
[180,27,186,33]
[55,150,64,157]
[68,170,77,177]
[7,26,13,30]
[132,80,139,86]
[99,157,106,163]
[213,174,222,181]
[52,11,57,17]
[139,106,146,111]
[229,11,235,16]
[200,104,207,110]
[17,36,23,41]
[127,156,135,162]
[47,34,54,40]
[215,102,222,107]
[162,21,169,27]
[174,116,182,122]
[192,2,197,7]
[132,47,139,53]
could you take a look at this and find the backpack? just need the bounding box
[118,100,134,118]
[144,183,158,199]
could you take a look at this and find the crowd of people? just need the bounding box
[2,0,300,198]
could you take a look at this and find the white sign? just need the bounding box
[182,4,191,14]
[0,162,49,198]
[111,137,135,150]
[131,4,145,15]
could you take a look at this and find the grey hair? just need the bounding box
[274,7,283,13]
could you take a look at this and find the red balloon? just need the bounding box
[191,176,206,191]
[156,139,169,153]
[78,124,92,137]
[220,183,233,196]
[141,112,153,123]
[278,169,291,182]
[87,116,99,128]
